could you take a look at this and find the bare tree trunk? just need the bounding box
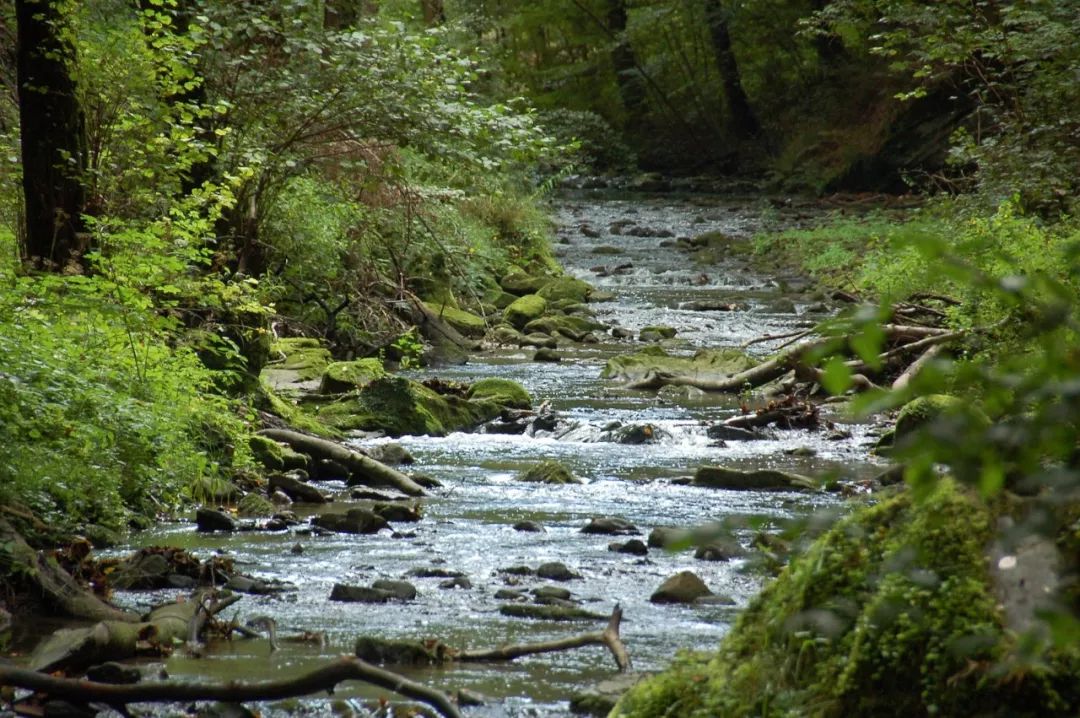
[420,0,446,26]
[702,0,760,139]
[16,0,88,269]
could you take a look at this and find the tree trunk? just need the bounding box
[702,0,760,139]
[16,0,89,269]
[606,0,646,129]
[420,0,445,26]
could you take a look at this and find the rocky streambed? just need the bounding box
[5,192,890,717]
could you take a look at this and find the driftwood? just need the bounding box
[29,592,240,673]
[0,519,136,625]
[459,604,631,672]
[892,343,943,390]
[259,428,426,497]
[0,657,462,718]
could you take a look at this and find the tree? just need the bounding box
[702,0,759,140]
[16,0,88,268]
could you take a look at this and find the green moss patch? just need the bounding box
[537,277,593,303]
[517,459,580,485]
[466,378,531,410]
[319,358,386,394]
[503,294,548,329]
[614,480,1080,717]
[270,337,332,380]
[423,302,489,338]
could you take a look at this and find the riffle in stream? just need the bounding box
[89,194,884,716]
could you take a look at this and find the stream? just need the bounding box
[25,192,886,716]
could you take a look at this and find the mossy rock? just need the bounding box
[255,378,340,439]
[270,338,332,380]
[537,277,593,303]
[503,294,548,330]
[639,326,677,342]
[517,459,580,485]
[612,480,1080,717]
[484,288,520,309]
[894,394,987,442]
[319,358,386,394]
[317,376,503,437]
[602,346,755,383]
[354,637,445,665]
[488,325,524,345]
[237,492,276,518]
[249,435,284,471]
[501,270,551,296]
[423,302,489,338]
[466,378,532,410]
[524,315,607,341]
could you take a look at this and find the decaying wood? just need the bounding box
[892,343,943,391]
[259,428,426,497]
[459,604,631,672]
[0,519,136,625]
[0,657,462,718]
[739,328,811,349]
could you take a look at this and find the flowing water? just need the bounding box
[15,193,887,716]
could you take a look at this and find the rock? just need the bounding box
[894,394,983,442]
[537,277,593,303]
[499,604,605,621]
[467,378,532,410]
[638,326,677,342]
[580,225,601,238]
[532,586,573,601]
[695,594,737,606]
[439,576,472,589]
[602,346,755,383]
[196,507,236,533]
[249,435,286,470]
[312,508,389,534]
[85,662,141,684]
[609,539,648,555]
[534,348,562,362]
[693,466,818,491]
[500,270,551,296]
[423,302,489,338]
[372,502,422,523]
[268,472,327,504]
[570,674,644,716]
[648,526,686,548]
[706,424,766,441]
[581,517,640,535]
[488,325,524,345]
[591,245,622,255]
[611,326,634,339]
[225,575,288,595]
[606,423,665,444]
[319,359,386,394]
[196,704,257,718]
[503,294,548,329]
[371,580,417,600]
[495,588,526,600]
[803,301,830,314]
[329,584,395,603]
[694,540,746,562]
[537,561,581,581]
[290,543,304,554]
[362,443,414,465]
[517,331,556,349]
[236,492,276,518]
[768,298,798,314]
[354,637,440,665]
[784,446,817,457]
[650,571,713,604]
[518,459,580,485]
[349,488,404,501]
[499,565,535,576]
[406,567,466,578]
[317,376,503,436]
[268,337,332,382]
[681,300,745,312]
[513,520,545,532]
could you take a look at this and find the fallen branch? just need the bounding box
[259,428,426,497]
[739,328,811,350]
[892,343,944,391]
[459,604,631,672]
[0,657,461,718]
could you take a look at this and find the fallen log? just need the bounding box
[0,519,136,625]
[459,604,631,671]
[259,428,426,497]
[0,657,461,718]
[892,343,944,391]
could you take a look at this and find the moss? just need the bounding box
[317,376,502,436]
[537,277,593,303]
[503,294,548,329]
[602,346,755,383]
[639,325,677,341]
[423,302,489,338]
[501,270,551,296]
[614,480,1080,717]
[517,459,580,485]
[237,492,275,518]
[270,337,332,380]
[894,394,984,440]
[466,378,532,410]
[248,435,284,471]
[254,378,341,439]
[319,358,386,394]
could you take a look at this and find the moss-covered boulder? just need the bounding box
[317,376,503,436]
[466,378,531,410]
[517,459,581,485]
[249,435,285,471]
[538,277,593,303]
[423,302,488,338]
[319,358,386,394]
[268,337,332,381]
[639,326,677,342]
[602,346,756,383]
[501,270,551,296]
[524,315,607,341]
[503,294,548,329]
[613,480,1080,717]
[894,394,984,441]
[693,466,818,491]
[488,325,525,345]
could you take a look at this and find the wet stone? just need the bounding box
[609,539,649,555]
[537,562,581,581]
[513,520,545,532]
[581,517,640,535]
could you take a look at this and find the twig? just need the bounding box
[740,328,811,350]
